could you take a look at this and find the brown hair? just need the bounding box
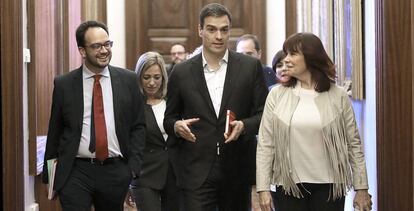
[282,32,336,92]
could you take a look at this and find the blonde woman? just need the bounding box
[130,52,180,211]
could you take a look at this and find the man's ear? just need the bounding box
[198,24,203,38]
[78,47,86,58]
[257,49,262,59]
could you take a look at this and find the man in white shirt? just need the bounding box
[42,20,146,211]
[164,3,268,210]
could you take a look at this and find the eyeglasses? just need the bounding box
[86,41,113,51]
[171,52,185,56]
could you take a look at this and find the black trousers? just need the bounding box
[273,183,345,211]
[131,162,181,211]
[181,155,250,211]
[58,158,131,211]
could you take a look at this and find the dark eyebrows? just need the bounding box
[205,25,229,30]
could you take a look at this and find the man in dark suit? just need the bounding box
[42,20,146,211]
[236,33,276,209]
[164,3,268,211]
[236,34,277,89]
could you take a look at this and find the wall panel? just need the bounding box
[0,0,24,210]
[376,0,414,210]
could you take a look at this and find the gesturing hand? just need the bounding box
[224,120,244,143]
[174,118,200,142]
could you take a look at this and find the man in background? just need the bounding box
[166,43,188,76]
[236,33,276,210]
[236,34,277,89]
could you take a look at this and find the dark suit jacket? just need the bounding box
[262,65,277,88]
[131,103,175,189]
[166,63,175,77]
[42,65,146,192]
[164,51,268,189]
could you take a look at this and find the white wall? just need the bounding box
[320,0,377,209]
[107,0,126,68]
[345,0,377,210]
[361,0,377,209]
[266,0,285,66]
[23,0,39,209]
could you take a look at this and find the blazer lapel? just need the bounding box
[145,104,165,144]
[109,66,122,133]
[190,54,217,118]
[218,51,240,118]
[72,67,84,131]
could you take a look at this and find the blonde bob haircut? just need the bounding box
[134,51,168,99]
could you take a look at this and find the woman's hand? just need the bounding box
[353,189,372,211]
[258,191,274,211]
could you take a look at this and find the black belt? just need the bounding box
[76,157,124,165]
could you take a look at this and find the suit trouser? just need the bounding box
[58,158,131,211]
[181,155,250,211]
[131,162,181,211]
[273,183,345,211]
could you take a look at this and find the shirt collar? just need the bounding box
[82,65,110,79]
[202,49,229,69]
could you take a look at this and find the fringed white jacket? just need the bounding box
[256,84,369,199]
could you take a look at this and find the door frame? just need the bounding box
[1,0,25,210]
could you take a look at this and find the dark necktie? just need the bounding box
[90,75,108,161]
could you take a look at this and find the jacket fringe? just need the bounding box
[273,117,303,198]
[321,114,353,199]
[273,113,352,199]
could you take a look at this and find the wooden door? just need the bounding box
[28,0,85,210]
[125,0,266,70]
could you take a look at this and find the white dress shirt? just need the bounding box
[202,50,229,117]
[78,66,122,158]
[151,100,168,141]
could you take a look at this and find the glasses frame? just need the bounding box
[85,40,114,51]
[170,51,186,56]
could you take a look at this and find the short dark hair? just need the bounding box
[236,34,261,51]
[282,32,336,92]
[76,20,109,48]
[199,3,232,28]
[170,43,186,51]
[272,50,286,71]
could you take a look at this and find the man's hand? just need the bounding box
[353,189,372,211]
[224,120,244,143]
[258,191,274,211]
[124,189,136,208]
[174,118,200,142]
[45,184,57,200]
